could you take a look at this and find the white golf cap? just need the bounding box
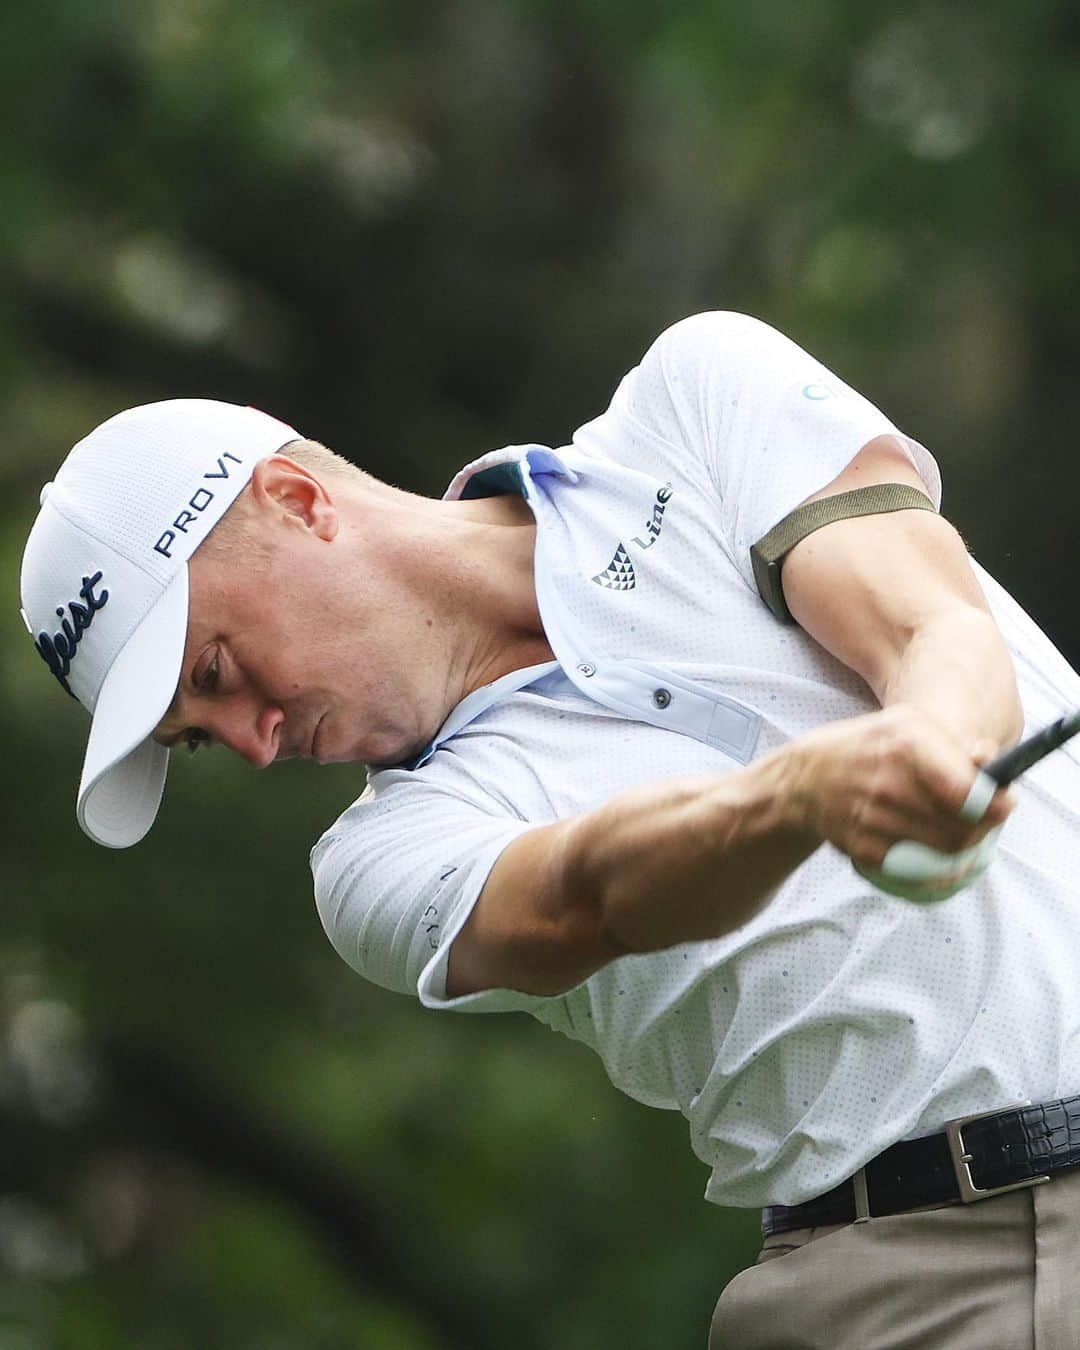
[19,399,300,849]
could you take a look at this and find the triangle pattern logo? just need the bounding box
[592,542,636,590]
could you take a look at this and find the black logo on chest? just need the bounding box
[591,483,673,590]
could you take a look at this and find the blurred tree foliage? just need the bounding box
[2,0,1079,1346]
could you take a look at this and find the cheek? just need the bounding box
[253,610,331,692]
[273,634,349,704]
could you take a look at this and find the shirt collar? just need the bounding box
[443,444,579,503]
[394,660,560,771]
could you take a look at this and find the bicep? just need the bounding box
[446,817,617,999]
[781,436,993,698]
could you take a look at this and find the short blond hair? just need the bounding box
[279,437,372,483]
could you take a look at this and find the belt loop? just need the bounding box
[853,1166,871,1223]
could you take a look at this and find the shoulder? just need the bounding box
[309,770,534,997]
[605,311,814,440]
[621,312,781,395]
[570,312,802,487]
[309,769,490,900]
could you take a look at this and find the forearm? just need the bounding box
[451,700,1011,998]
[564,747,819,955]
[878,606,1024,754]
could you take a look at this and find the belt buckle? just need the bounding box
[944,1100,1051,1203]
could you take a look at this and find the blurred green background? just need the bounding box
[2,2,1078,1346]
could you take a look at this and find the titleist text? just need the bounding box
[35,571,109,698]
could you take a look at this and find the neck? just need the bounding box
[346,481,555,723]
[442,493,555,696]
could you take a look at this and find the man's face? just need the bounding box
[152,461,435,770]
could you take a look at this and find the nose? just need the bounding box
[202,699,286,769]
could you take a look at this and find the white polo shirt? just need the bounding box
[311,312,1080,1208]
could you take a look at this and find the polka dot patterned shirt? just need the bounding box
[313,313,1080,1207]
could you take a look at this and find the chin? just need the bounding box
[360,729,431,769]
[310,723,404,768]
[316,738,363,767]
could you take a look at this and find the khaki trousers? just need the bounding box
[710,1167,1080,1349]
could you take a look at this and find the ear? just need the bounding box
[249,455,339,542]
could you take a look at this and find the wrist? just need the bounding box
[757,740,821,847]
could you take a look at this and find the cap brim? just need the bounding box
[77,569,189,848]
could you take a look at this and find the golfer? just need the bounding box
[20,312,1080,1348]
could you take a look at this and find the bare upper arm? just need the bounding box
[780,435,993,698]
[445,817,618,999]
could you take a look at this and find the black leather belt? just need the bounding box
[762,1095,1080,1237]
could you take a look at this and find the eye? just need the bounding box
[184,727,212,755]
[195,648,221,692]
[181,647,221,754]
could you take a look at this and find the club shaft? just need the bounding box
[984,711,1080,786]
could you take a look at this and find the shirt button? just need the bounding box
[652,688,672,709]
[577,662,596,678]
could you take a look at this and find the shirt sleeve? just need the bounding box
[309,771,558,1016]
[602,311,942,593]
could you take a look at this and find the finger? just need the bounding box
[906,746,988,820]
[856,798,1003,859]
[984,785,1016,827]
[906,748,1015,832]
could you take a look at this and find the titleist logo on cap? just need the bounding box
[34,571,109,698]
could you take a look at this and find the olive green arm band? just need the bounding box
[749,482,936,624]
